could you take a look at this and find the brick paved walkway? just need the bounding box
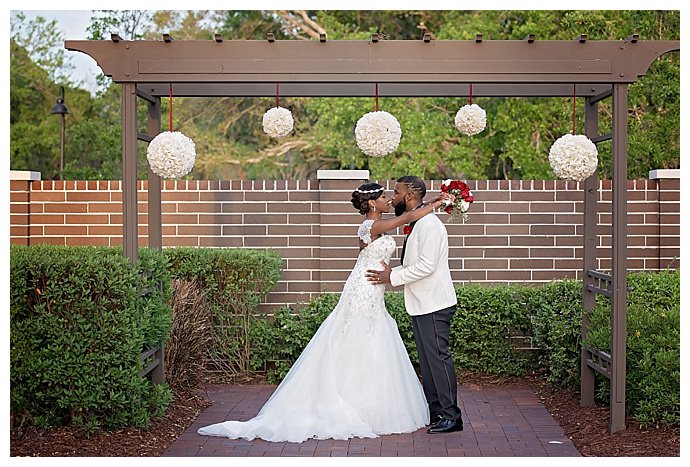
[164,383,580,457]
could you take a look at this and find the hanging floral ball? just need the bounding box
[354,111,402,157]
[548,133,599,182]
[146,131,196,179]
[454,103,486,136]
[262,106,294,138]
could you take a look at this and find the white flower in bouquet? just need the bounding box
[262,106,294,138]
[355,111,402,157]
[146,131,196,179]
[454,104,486,136]
[548,134,598,182]
[440,179,474,222]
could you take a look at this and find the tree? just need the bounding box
[10,12,75,86]
[10,10,679,181]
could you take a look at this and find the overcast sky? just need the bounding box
[12,9,99,93]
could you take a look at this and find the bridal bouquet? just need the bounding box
[440,179,474,222]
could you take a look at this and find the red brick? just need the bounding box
[66,214,110,224]
[510,259,554,269]
[28,214,65,224]
[199,237,243,247]
[453,270,488,281]
[200,192,243,202]
[530,202,575,213]
[465,236,508,246]
[88,202,122,213]
[244,236,289,247]
[222,225,266,236]
[178,225,221,236]
[531,225,575,235]
[487,270,532,281]
[511,236,555,246]
[175,202,221,213]
[88,225,121,236]
[10,204,28,214]
[511,192,554,201]
[530,247,574,258]
[67,192,109,202]
[66,236,110,246]
[288,192,320,202]
[44,225,87,236]
[32,192,66,202]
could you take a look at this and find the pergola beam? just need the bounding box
[136,82,614,98]
[66,39,678,86]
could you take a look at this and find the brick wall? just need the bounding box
[10,173,680,312]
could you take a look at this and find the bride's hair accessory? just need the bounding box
[356,187,384,194]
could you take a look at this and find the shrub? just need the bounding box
[585,270,680,426]
[10,245,172,432]
[164,278,212,391]
[163,247,282,380]
[525,279,584,387]
[452,283,539,374]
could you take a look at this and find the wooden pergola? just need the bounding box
[66,35,679,433]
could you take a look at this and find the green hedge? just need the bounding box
[586,270,680,426]
[10,245,172,432]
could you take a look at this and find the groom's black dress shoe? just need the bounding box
[428,414,443,425]
[427,419,463,434]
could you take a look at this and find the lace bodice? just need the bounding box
[355,219,397,267]
[331,220,398,334]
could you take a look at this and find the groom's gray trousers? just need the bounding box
[411,304,462,422]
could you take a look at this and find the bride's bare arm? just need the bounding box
[369,193,453,237]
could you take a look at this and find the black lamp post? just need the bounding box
[50,86,69,180]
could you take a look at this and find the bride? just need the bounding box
[197,182,454,443]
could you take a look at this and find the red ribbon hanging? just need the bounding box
[276,83,280,108]
[572,84,577,134]
[169,83,173,132]
[469,83,473,105]
[375,83,379,112]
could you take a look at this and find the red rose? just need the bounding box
[458,181,469,191]
[448,180,459,190]
[465,196,474,203]
[440,184,449,193]
[444,205,453,214]
[460,188,470,198]
[403,225,412,235]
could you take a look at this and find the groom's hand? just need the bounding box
[366,261,392,285]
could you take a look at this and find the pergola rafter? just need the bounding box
[66,37,679,433]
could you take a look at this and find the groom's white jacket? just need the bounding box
[389,213,457,316]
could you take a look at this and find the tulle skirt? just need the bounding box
[197,302,429,443]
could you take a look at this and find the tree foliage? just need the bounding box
[9,10,680,180]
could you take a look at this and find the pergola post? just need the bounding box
[146,94,163,251]
[610,83,628,433]
[580,95,599,406]
[122,83,138,264]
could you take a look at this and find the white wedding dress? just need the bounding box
[197,219,429,442]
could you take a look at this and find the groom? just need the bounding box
[366,175,463,434]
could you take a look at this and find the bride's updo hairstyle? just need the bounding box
[351,183,385,215]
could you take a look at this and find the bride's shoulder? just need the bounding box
[357,219,375,242]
